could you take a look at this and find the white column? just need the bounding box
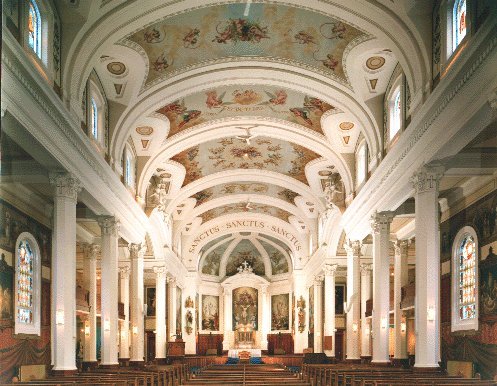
[168,278,177,340]
[410,165,444,368]
[345,240,361,361]
[393,240,409,360]
[370,211,394,364]
[323,264,338,357]
[83,244,99,363]
[119,266,130,360]
[261,285,269,350]
[50,173,81,372]
[182,273,197,355]
[98,216,120,366]
[222,286,232,350]
[313,277,324,353]
[293,270,307,354]
[130,243,146,363]
[154,266,167,361]
[360,263,372,358]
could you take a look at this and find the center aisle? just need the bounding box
[183,364,311,386]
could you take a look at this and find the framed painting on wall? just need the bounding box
[202,295,219,331]
[0,252,14,322]
[145,287,156,316]
[271,293,289,330]
[480,246,497,320]
[335,284,345,315]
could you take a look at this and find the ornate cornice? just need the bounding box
[49,172,82,201]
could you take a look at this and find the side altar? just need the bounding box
[221,262,270,351]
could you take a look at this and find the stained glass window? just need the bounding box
[90,98,98,139]
[390,88,401,140]
[457,235,476,320]
[28,0,42,58]
[17,240,34,324]
[125,151,134,187]
[453,0,467,51]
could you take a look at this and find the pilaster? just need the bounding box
[83,244,99,365]
[154,266,167,361]
[360,263,372,359]
[393,240,409,361]
[323,264,338,357]
[119,266,131,361]
[130,242,146,364]
[345,240,361,361]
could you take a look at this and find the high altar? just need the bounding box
[221,262,271,350]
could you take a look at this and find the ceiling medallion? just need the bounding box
[136,126,154,136]
[339,121,354,130]
[107,61,126,75]
[366,56,385,70]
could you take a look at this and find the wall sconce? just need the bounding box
[400,321,407,333]
[84,325,91,336]
[132,326,138,335]
[380,317,388,329]
[352,322,358,332]
[427,305,435,322]
[56,309,65,325]
[104,319,110,331]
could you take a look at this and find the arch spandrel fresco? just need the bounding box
[225,239,265,277]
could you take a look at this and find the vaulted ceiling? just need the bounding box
[61,0,431,271]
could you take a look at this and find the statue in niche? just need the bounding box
[324,172,345,210]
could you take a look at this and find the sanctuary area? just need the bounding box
[1,0,497,385]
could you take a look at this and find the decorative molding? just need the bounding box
[49,172,82,201]
[344,239,361,256]
[129,242,146,259]
[393,239,409,258]
[153,265,167,278]
[370,211,394,234]
[119,266,131,279]
[323,263,338,277]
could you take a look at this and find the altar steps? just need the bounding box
[183,364,311,386]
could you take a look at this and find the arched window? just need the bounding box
[14,233,41,336]
[356,140,367,187]
[123,144,136,190]
[389,87,402,140]
[90,97,99,140]
[452,226,478,332]
[452,0,467,52]
[28,0,42,58]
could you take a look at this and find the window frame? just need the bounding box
[123,144,136,190]
[355,140,368,188]
[88,82,106,148]
[451,225,479,332]
[14,232,41,336]
[446,0,470,62]
[28,0,42,58]
[24,0,53,71]
[387,77,403,148]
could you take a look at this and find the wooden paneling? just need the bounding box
[441,275,451,323]
[196,333,223,356]
[267,333,294,355]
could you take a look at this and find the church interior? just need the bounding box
[1,0,497,384]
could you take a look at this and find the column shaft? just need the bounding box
[394,240,409,360]
[222,287,232,350]
[314,278,323,353]
[98,217,120,366]
[411,165,443,368]
[130,243,145,363]
[345,241,361,360]
[360,264,372,358]
[154,267,167,360]
[119,266,130,360]
[168,279,177,340]
[50,173,80,372]
[261,285,269,350]
[371,211,393,364]
[83,244,99,363]
[323,264,337,357]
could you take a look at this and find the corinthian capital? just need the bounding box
[394,239,409,257]
[153,266,167,278]
[344,240,362,256]
[98,216,120,237]
[83,243,100,260]
[129,242,146,259]
[323,263,338,277]
[119,266,130,279]
[360,263,373,276]
[49,172,82,201]
[409,164,444,194]
[370,211,394,234]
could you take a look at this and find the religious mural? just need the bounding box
[146,287,156,316]
[480,246,497,317]
[124,3,367,89]
[201,295,220,331]
[335,285,345,315]
[156,85,340,139]
[271,293,289,330]
[232,287,258,331]
[176,287,182,335]
[225,239,265,277]
[259,239,289,275]
[200,203,294,224]
[0,253,13,321]
[191,182,300,207]
[171,137,320,187]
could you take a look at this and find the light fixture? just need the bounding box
[84,325,91,336]
[427,305,436,322]
[104,319,110,331]
[381,317,388,329]
[133,326,138,335]
[400,321,407,333]
[352,322,358,332]
[56,309,65,325]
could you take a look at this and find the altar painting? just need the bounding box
[271,294,289,330]
[232,287,258,331]
[146,287,156,316]
[202,295,219,331]
[176,287,182,335]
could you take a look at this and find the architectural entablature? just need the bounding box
[221,268,270,291]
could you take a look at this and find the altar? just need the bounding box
[228,349,262,358]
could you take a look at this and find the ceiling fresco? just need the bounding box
[171,136,320,186]
[199,202,293,224]
[190,181,300,207]
[155,85,341,139]
[199,235,290,278]
[124,3,368,89]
